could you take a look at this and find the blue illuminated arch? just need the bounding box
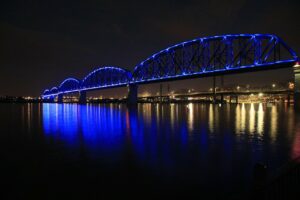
[43,89,50,95]
[50,87,58,94]
[81,66,132,90]
[132,34,298,83]
[58,77,80,93]
[41,33,298,98]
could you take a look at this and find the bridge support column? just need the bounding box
[127,84,138,104]
[79,91,86,104]
[57,94,63,103]
[220,94,224,103]
[49,96,55,103]
[294,63,300,111]
[235,95,239,104]
[287,93,291,104]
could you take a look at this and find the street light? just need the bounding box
[237,86,240,90]
[272,83,276,88]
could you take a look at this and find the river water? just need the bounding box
[1,103,300,199]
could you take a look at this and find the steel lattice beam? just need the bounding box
[42,34,298,99]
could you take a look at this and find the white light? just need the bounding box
[294,62,300,67]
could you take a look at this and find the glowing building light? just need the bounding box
[289,82,295,90]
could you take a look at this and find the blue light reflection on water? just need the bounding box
[43,103,79,146]
[41,102,300,194]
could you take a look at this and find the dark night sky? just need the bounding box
[0,0,299,96]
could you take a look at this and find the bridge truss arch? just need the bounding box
[132,34,298,83]
[81,66,132,90]
[43,89,50,96]
[49,87,58,95]
[58,78,81,93]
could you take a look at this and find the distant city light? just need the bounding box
[24,96,33,100]
[237,86,240,90]
[258,93,263,97]
[289,82,295,90]
[272,83,276,88]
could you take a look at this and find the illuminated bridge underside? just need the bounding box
[42,34,298,99]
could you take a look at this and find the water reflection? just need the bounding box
[42,103,296,149]
[170,103,175,130]
[249,103,255,134]
[187,103,194,131]
[270,105,278,142]
[208,104,214,133]
[40,102,298,193]
[235,104,246,134]
[257,103,264,135]
[292,128,300,161]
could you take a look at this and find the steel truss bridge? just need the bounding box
[41,34,299,104]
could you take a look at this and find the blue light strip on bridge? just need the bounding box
[41,34,299,98]
[131,59,297,83]
[58,78,80,88]
[42,59,297,99]
[42,83,129,99]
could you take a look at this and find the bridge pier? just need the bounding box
[220,94,224,103]
[49,96,55,103]
[229,95,238,104]
[79,91,86,104]
[127,84,138,104]
[287,93,291,104]
[57,94,63,103]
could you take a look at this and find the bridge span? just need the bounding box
[41,34,300,108]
